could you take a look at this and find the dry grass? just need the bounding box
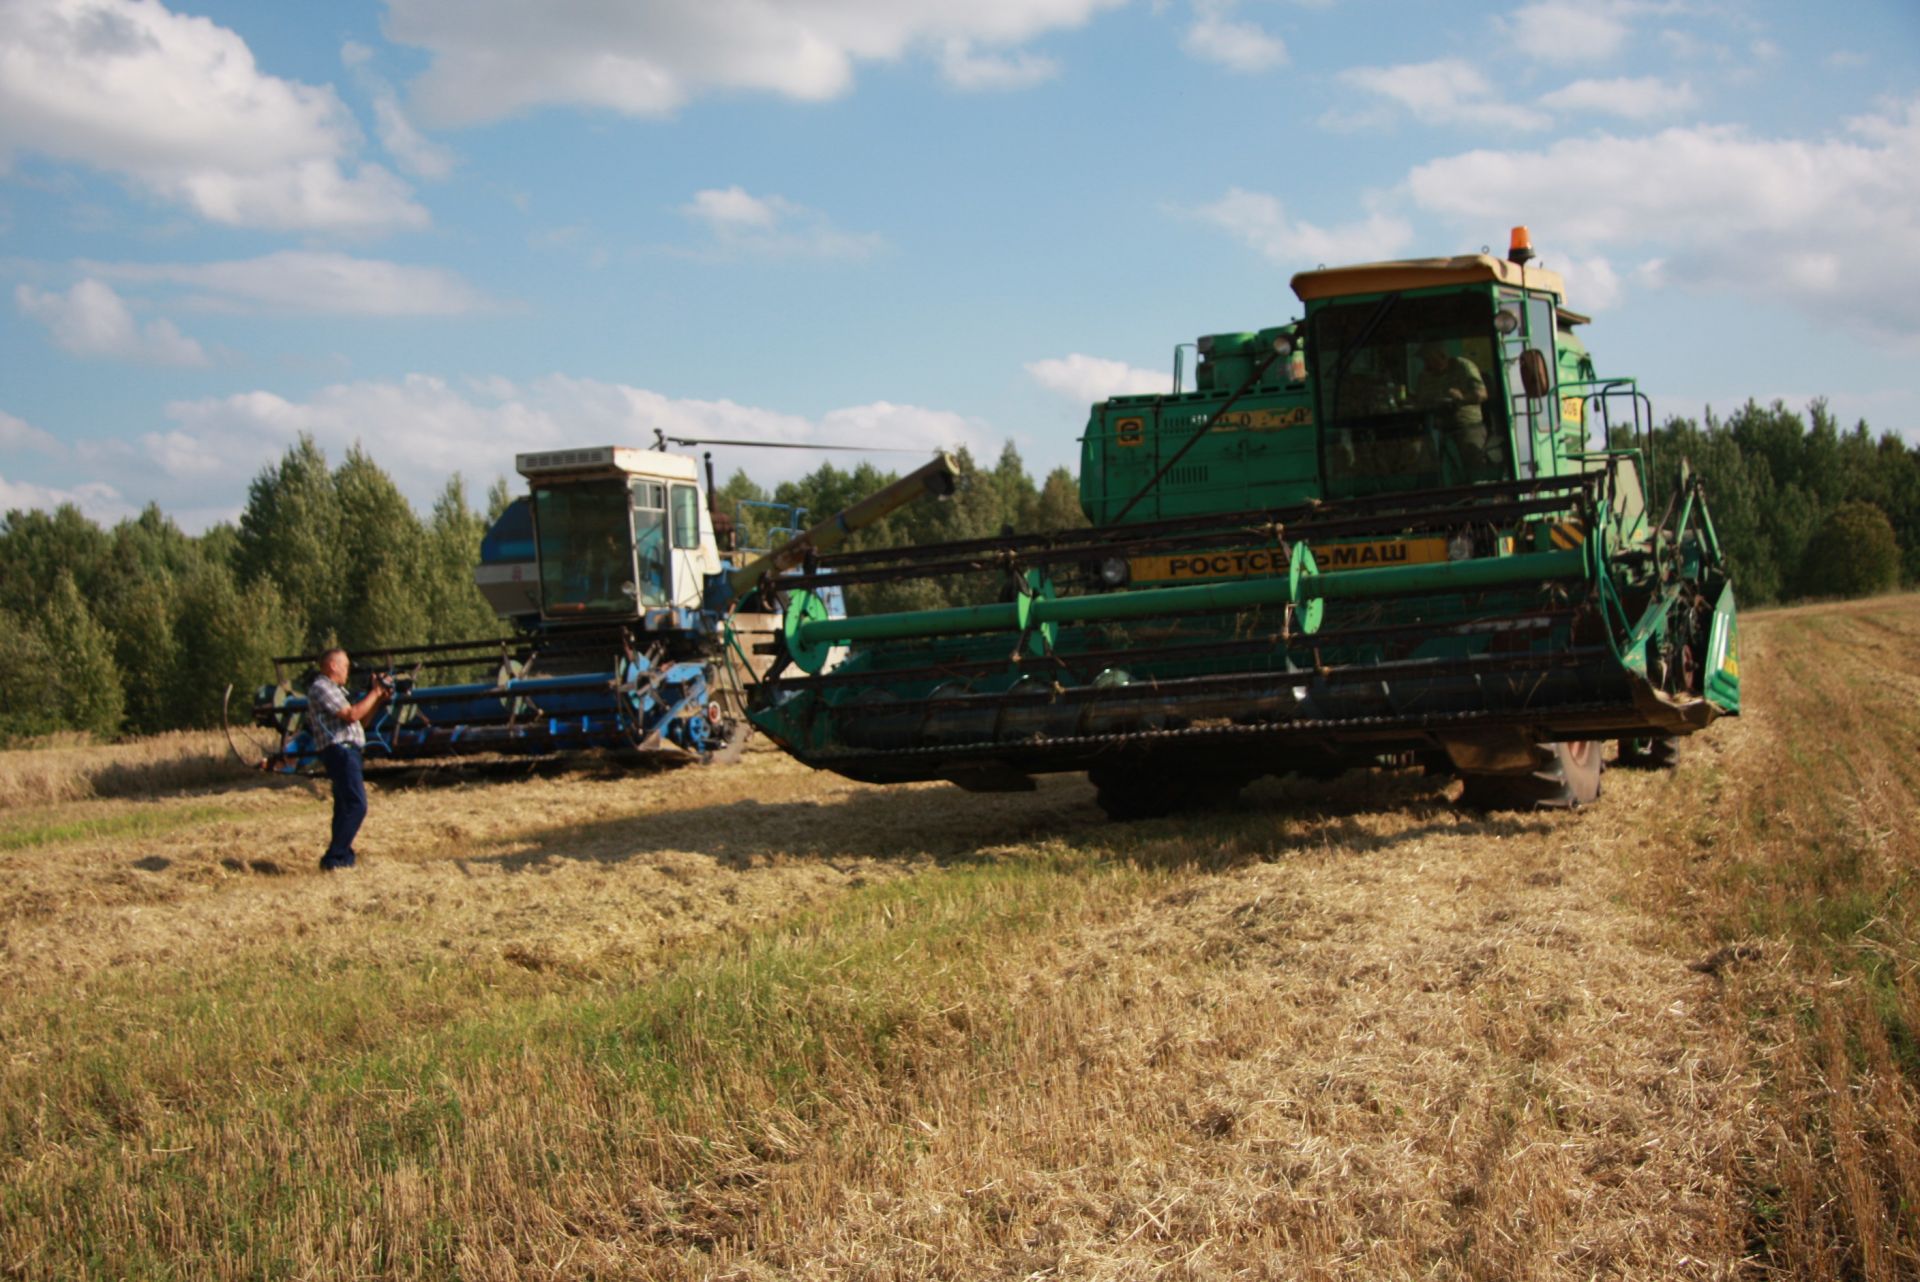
[1606,594,1920,1279]
[0,729,247,810]
[0,599,1915,1279]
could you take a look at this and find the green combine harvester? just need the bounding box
[743,229,1740,816]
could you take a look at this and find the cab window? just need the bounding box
[670,484,701,551]
[1499,295,1559,479]
[631,481,669,606]
[1311,291,1509,499]
[532,481,635,616]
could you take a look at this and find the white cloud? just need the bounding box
[680,187,884,259]
[0,0,426,232]
[1026,354,1169,404]
[1538,76,1697,121]
[1552,255,1624,311]
[1183,1,1287,73]
[385,0,1124,126]
[1338,59,1550,131]
[0,471,125,521]
[936,38,1059,89]
[84,251,495,316]
[15,279,208,365]
[0,409,63,456]
[1189,188,1413,268]
[1405,98,1920,341]
[79,374,998,523]
[340,40,456,180]
[369,85,455,181]
[685,187,783,231]
[1505,1,1631,64]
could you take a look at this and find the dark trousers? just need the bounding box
[321,744,367,867]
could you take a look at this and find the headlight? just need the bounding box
[1100,556,1130,586]
[1446,532,1474,561]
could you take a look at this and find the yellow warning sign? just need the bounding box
[1546,520,1586,550]
[1115,417,1144,448]
[1561,396,1585,425]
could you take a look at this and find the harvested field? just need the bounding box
[2,596,1916,1279]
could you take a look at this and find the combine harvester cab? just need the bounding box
[239,446,958,772]
[746,229,1740,816]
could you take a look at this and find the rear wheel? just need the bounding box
[1458,740,1603,811]
[1616,734,1682,769]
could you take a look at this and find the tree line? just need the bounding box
[0,397,1913,745]
[0,438,504,744]
[1639,399,1914,602]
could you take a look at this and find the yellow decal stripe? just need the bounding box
[1130,537,1447,583]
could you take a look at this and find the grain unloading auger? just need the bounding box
[232,447,959,773]
[745,230,1741,816]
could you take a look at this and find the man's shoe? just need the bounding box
[319,856,356,871]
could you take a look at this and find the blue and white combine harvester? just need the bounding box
[233,444,959,772]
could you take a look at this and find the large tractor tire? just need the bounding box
[1458,740,1603,812]
[1616,734,1682,769]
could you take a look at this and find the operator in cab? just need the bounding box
[1413,342,1491,468]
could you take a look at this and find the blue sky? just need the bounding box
[1,0,1915,530]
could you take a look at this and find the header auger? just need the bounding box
[230,446,959,774]
[744,231,1740,816]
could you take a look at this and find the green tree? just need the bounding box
[197,522,241,573]
[712,467,771,550]
[95,506,198,734]
[485,475,515,522]
[39,571,124,739]
[0,608,60,743]
[332,445,427,651]
[1802,399,1842,506]
[111,576,179,735]
[110,504,199,583]
[423,475,501,644]
[1022,465,1089,533]
[0,503,112,614]
[1801,501,1901,599]
[235,435,344,645]
[169,561,304,728]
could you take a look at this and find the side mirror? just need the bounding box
[1518,349,1552,399]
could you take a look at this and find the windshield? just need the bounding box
[533,481,637,616]
[1312,291,1509,498]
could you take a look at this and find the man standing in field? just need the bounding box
[307,649,390,872]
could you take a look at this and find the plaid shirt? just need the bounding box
[307,676,365,750]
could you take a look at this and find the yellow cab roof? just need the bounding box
[1290,254,1568,305]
